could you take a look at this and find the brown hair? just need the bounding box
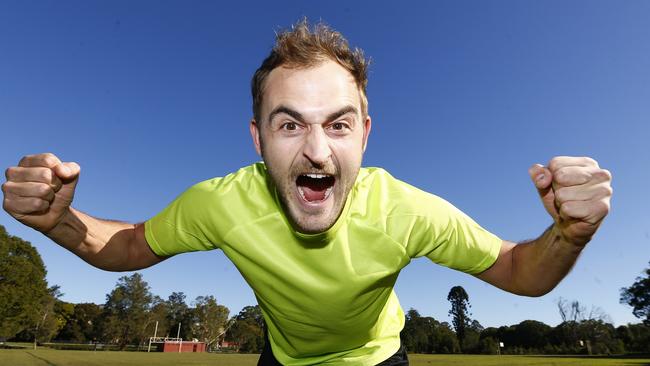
[251,18,370,123]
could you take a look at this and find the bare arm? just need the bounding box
[3,153,165,272]
[45,207,166,271]
[476,156,612,297]
[476,226,583,297]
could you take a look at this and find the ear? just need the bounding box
[361,115,372,152]
[250,119,262,156]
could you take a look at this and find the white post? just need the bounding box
[148,321,159,352]
[177,323,182,353]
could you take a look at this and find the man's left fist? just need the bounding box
[529,156,612,247]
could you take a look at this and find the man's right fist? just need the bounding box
[2,153,80,233]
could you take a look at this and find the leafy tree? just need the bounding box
[431,321,460,354]
[102,273,153,348]
[400,309,461,354]
[461,319,483,353]
[616,323,650,353]
[190,295,229,350]
[513,320,551,351]
[145,296,170,339]
[166,292,192,339]
[228,305,265,352]
[33,286,70,344]
[447,286,471,348]
[576,319,624,355]
[0,225,50,340]
[55,302,103,342]
[401,308,430,353]
[620,261,650,326]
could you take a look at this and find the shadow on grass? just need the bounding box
[26,351,58,366]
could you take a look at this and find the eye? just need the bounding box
[331,122,348,131]
[282,122,297,131]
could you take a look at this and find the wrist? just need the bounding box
[549,223,587,252]
[43,207,74,238]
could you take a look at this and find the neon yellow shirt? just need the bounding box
[144,163,501,365]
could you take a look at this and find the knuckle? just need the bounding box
[554,187,566,202]
[554,168,569,185]
[597,169,612,182]
[39,168,53,182]
[18,155,31,166]
[30,198,47,212]
[4,167,12,180]
[584,157,598,167]
[600,184,613,197]
[37,183,51,197]
[42,155,57,168]
[596,199,610,215]
[548,157,561,171]
[560,200,575,214]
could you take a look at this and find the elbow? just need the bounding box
[509,281,557,297]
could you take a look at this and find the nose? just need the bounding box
[302,127,331,167]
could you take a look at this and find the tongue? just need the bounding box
[297,177,332,202]
[301,185,327,202]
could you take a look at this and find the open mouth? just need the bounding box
[296,174,336,203]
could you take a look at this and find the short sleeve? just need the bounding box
[144,181,222,257]
[404,190,502,275]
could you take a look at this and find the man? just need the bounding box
[2,20,612,365]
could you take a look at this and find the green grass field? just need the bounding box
[1,348,649,366]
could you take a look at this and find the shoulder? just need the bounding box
[353,167,452,216]
[192,162,268,192]
[182,162,276,214]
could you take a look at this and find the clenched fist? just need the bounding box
[2,153,80,233]
[529,156,612,247]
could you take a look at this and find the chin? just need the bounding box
[290,211,337,234]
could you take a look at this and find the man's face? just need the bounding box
[250,60,371,234]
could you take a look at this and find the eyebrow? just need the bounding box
[267,105,359,124]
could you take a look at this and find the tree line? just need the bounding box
[0,225,264,351]
[1,224,649,354]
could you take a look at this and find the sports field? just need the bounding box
[1,349,649,366]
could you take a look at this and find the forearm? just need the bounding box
[44,207,141,271]
[511,224,584,296]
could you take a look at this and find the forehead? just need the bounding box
[262,60,361,119]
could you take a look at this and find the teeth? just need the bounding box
[324,187,333,197]
[304,174,329,179]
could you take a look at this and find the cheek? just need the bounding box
[333,139,364,163]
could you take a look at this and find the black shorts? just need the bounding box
[257,337,409,366]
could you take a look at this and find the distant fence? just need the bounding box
[40,342,149,352]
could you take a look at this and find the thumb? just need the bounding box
[53,162,81,182]
[528,164,551,191]
[529,163,558,221]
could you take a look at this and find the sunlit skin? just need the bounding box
[250,60,371,234]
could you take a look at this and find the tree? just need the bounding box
[401,308,438,353]
[447,286,471,348]
[190,295,229,350]
[620,261,650,326]
[0,225,50,340]
[616,323,650,353]
[431,321,460,354]
[165,292,192,339]
[55,302,103,342]
[513,320,551,351]
[145,297,170,340]
[227,305,265,352]
[102,273,153,348]
[32,286,70,345]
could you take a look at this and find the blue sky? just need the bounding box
[1,1,649,329]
